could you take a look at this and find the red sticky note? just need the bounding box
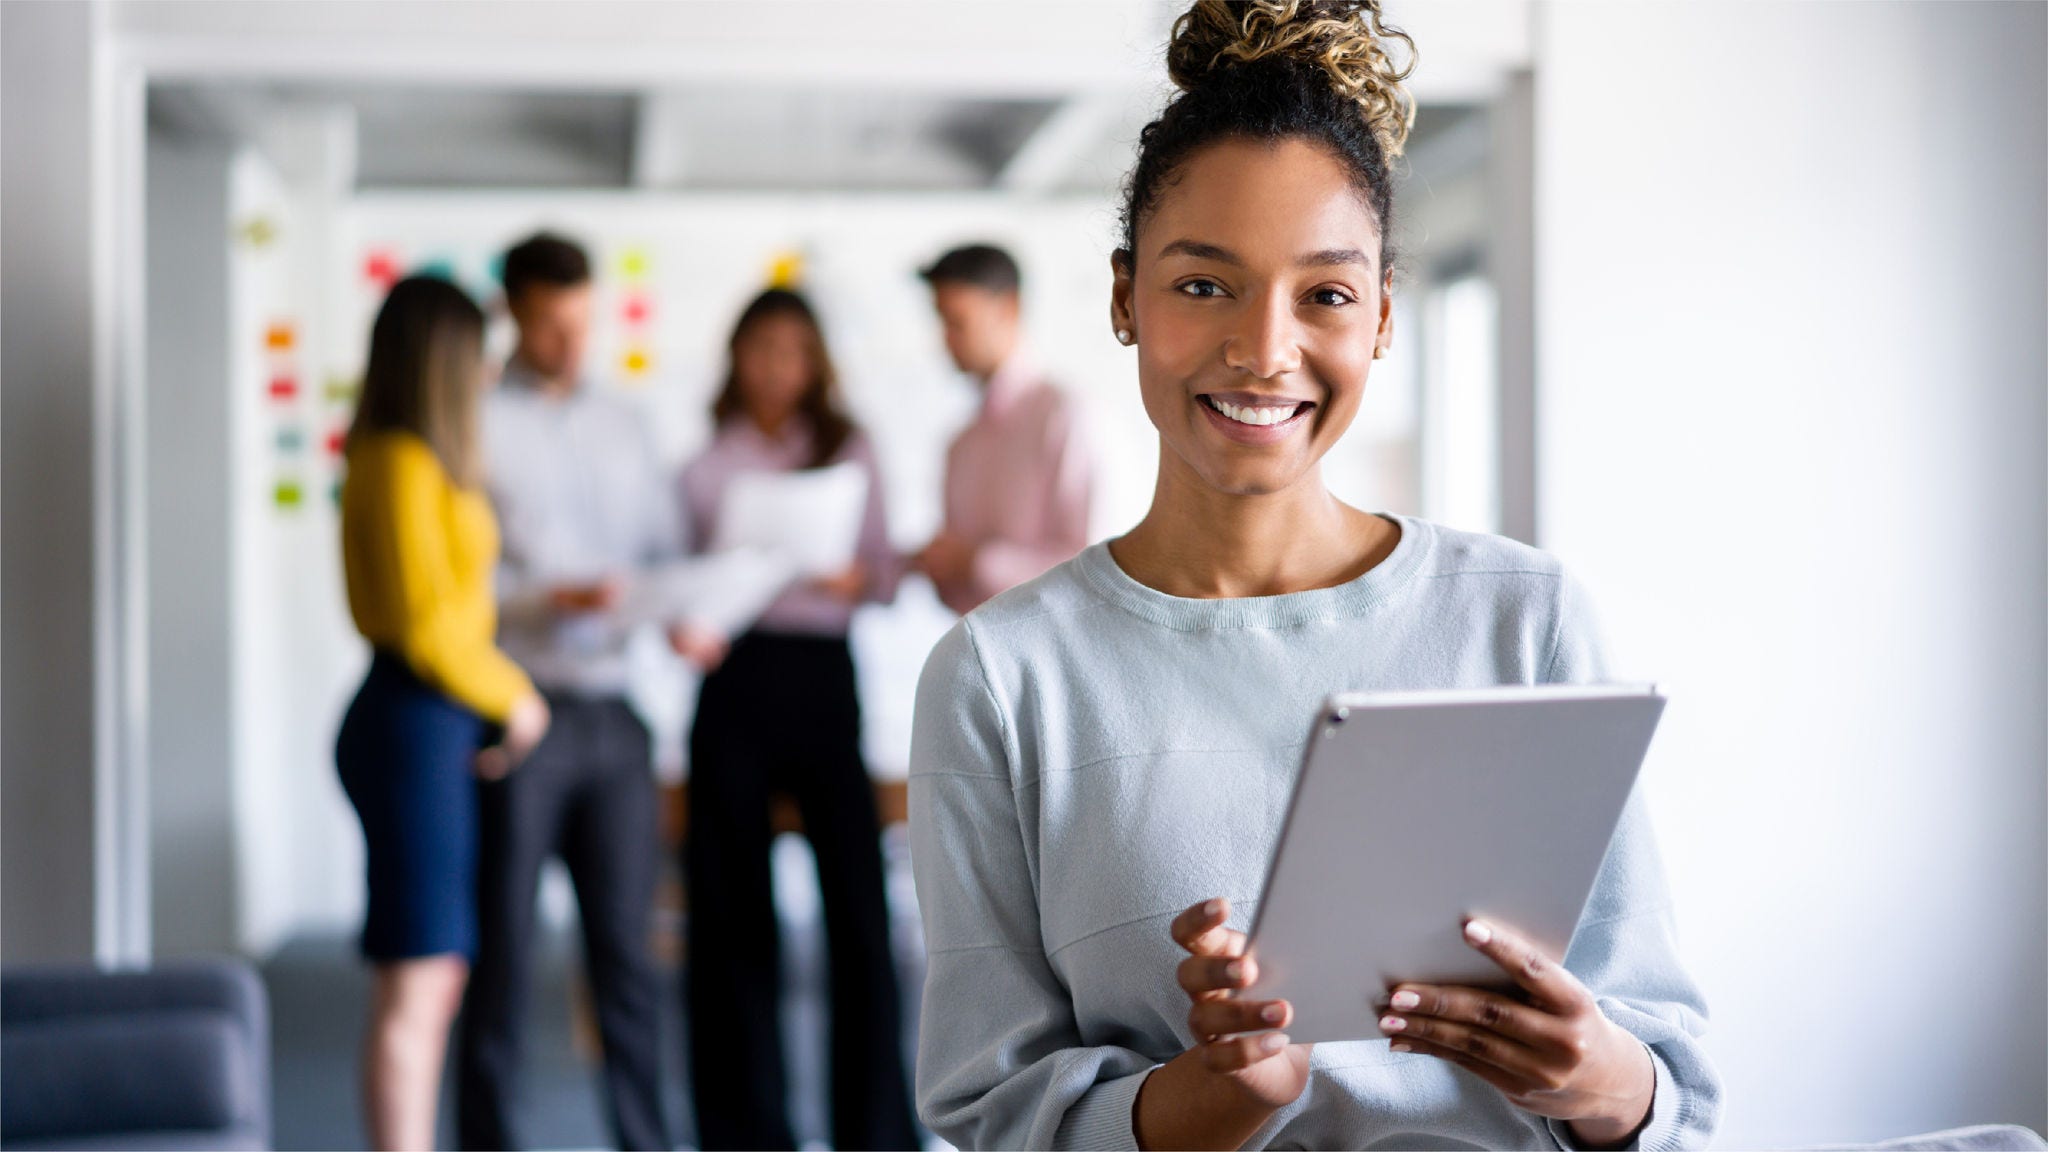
[325,429,346,456]
[363,250,401,286]
[621,293,651,325]
[269,376,299,401]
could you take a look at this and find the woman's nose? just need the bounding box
[1221,292,1303,380]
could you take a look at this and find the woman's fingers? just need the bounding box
[1461,918,1592,1013]
[1200,1030,1292,1073]
[1169,898,1247,958]
[1389,1034,1545,1103]
[1383,983,1574,1055]
[1177,952,1258,1000]
[1377,1008,1553,1087]
[1189,996,1290,1039]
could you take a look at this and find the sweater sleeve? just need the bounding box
[1543,572,1723,1151]
[365,442,533,722]
[907,623,1157,1150]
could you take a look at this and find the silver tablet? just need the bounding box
[1243,684,1666,1045]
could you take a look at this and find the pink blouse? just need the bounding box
[678,416,899,638]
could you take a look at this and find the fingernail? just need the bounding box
[1465,920,1493,945]
[1224,961,1243,981]
[1390,990,1420,1011]
[1379,1015,1406,1032]
[1205,899,1224,916]
[1390,1041,1413,1053]
[1261,1033,1288,1052]
[1260,1004,1284,1024]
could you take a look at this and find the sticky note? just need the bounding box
[412,257,456,283]
[324,376,360,404]
[274,481,304,508]
[617,247,651,280]
[621,293,651,325]
[276,427,304,453]
[363,250,400,285]
[767,251,804,288]
[265,323,296,352]
[621,347,652,376]
[269,376,299,401]
[325,429,347,456]
[238,216,279,248]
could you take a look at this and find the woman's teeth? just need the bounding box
[1203,395,1302,426]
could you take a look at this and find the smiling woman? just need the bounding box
[906,2,1722,1150]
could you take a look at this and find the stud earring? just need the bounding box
[1115,328,1133,345]
[1373,345,1388,359]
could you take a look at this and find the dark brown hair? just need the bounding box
[920,243,1022,296]
[711,288,855,469]
[347,276,487,487]
[499,231,591,302]
[1119,0,1415,275]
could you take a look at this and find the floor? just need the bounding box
[264,829,930,1150]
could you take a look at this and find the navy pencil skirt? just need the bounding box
[336,651,488,962]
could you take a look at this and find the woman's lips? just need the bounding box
[1197,392,1315,445]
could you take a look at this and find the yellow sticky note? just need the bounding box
[767,250,804,289]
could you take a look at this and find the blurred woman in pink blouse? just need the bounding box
[671,287,916,1150]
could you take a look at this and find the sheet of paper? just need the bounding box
[622,548,800,639]
[710,461,869,577]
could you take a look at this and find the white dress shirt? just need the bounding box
[484,360,680,696]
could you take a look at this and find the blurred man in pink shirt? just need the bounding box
[911,244,1094,615]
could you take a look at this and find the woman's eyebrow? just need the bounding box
[1159,239,1240,264]
[1299,247,1373,269]
[1157,239,1373,270]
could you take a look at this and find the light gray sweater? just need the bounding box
[907,514,1721,1150]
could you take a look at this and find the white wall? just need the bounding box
[1535,3,2046,1145]
[145,130,241,956]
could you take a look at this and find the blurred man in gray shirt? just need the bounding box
[457,233,671,1152]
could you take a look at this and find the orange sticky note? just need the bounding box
[265,323,296,352]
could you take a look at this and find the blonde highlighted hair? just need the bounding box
[347,276,488,488]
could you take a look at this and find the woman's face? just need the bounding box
[731,311,816,427]
[1112,136,1392,499]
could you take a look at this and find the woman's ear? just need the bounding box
[1110,250,1137,345]
[1374,268,1395,357]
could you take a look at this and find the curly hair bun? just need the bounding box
[1166,0,1416,160]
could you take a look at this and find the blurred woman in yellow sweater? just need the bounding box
[337,275,550,1152]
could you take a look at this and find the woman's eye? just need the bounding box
[1177,279,1226,298]
[1308,287,1355,307]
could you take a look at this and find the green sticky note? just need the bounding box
[274,481,303,508]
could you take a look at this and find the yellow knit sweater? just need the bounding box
[340,431,532,722]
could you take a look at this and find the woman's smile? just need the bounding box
[1196,390,1317,445]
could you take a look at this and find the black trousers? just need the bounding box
[685,632,918,1151]
[457,693,670,1152]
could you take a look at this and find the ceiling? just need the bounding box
[151,80,1484,196]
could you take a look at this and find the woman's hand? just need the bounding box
[668,622,730,673]
[809,562,866,604]
[1377,918,1656,1150]
[1134,898,1311,1150]
[474,692,550,781]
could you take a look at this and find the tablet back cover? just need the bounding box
[1245,686,1664,1044]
